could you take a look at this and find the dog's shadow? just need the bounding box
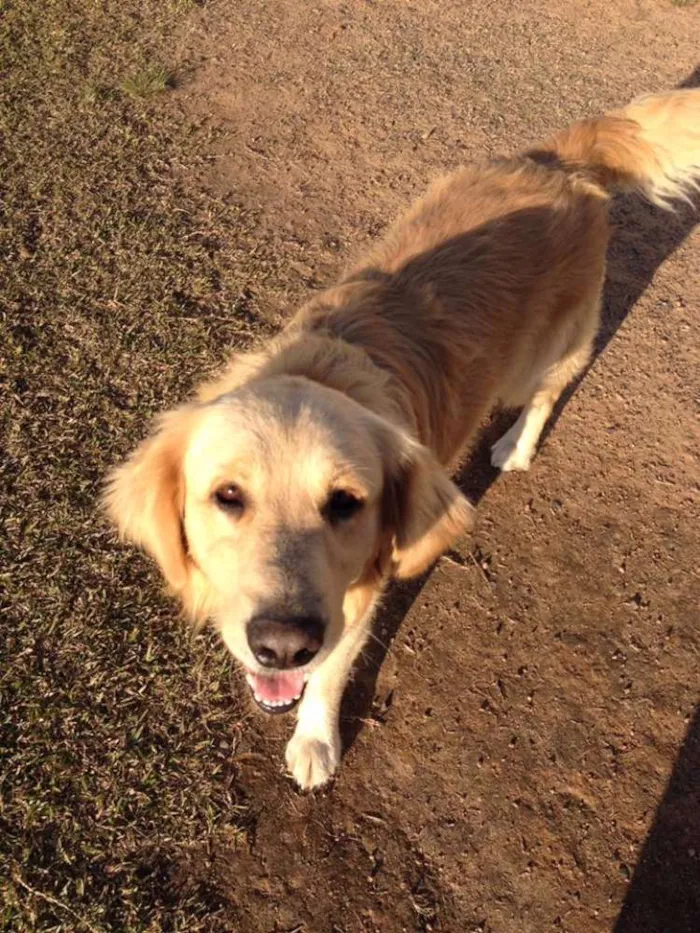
[340,65,700,753]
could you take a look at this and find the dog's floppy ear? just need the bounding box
[104,406,198,605]
[376,422,475,579]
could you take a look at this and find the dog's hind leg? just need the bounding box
[490,344,590,471]
[491,296,600,472]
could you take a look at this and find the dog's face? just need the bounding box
[106,375,473,713]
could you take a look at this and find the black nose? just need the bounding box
[247,615,324,670]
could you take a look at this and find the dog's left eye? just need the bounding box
[325,489,364,524]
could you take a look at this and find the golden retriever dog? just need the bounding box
[106,89,700,789]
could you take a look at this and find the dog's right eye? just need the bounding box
[213,483,245,514]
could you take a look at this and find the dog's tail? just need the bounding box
[529,89,700,209]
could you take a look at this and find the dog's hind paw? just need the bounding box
[490,431,534,472]
[285,729,340,790]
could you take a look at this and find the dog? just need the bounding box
[105,89,700,789]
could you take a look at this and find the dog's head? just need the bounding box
[105,375,473,713]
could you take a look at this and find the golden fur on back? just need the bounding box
[202,164,609,466]
[106,88,700,789]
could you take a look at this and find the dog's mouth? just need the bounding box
[245,669,307,714]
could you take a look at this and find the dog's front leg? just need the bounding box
[285,620,369,790]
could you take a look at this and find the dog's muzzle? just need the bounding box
[245,613,324,713]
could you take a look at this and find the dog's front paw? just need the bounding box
[285,728,341,790]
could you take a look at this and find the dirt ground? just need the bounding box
[2,0,699,930]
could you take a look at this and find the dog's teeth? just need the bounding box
[251,691,303,709]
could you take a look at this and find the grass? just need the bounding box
[121,67,176,99]
[0,1,276,929]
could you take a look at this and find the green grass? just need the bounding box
[0,1,275,929]
[121,67,176,98]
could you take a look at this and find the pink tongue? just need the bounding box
[253,671,305,704]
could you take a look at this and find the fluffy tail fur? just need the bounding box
[529,88,700,209]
